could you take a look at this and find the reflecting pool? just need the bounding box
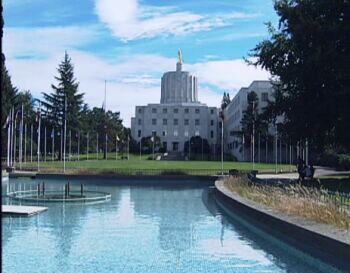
[1,178,345,273]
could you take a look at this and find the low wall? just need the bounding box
[215,179,350,271]
[33,173,217,187]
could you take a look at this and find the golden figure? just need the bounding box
[178,49,183,64]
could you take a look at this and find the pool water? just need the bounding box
[1,178,345,273]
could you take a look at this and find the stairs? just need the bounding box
[162,151,184,161]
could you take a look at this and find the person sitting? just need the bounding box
[297,157,305,181]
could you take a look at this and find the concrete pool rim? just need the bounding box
[215,179,350,271]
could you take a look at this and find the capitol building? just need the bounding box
[131,51,219,153]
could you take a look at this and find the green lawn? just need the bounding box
[19,153,295,174]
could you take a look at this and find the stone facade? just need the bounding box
[131,56,219,153]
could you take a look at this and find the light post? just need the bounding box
[63,97,67,173]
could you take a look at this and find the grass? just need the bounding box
[16,152,294,174]
[224,176,350,230]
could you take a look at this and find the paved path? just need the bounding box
[257,166,350,181]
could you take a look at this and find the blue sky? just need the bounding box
[4,0,278,127]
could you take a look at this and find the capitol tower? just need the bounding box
[131,50,219,154]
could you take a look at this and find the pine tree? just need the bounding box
[42,52,84,159]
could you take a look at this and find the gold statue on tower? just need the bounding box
[178,49,183,64]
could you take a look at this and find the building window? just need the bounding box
[152,108,157,113]
[184,108,189,114]
[184,119,189,126]
[162,130,167,136]
[138,119,142,125]
[174,130,178,137]
[138,108,142,114]
[174,119,178,125]
[195,119,200,126]
[211,130,214,138]
[173,108,178,114]
[163,108,167,114]
[184,131,189,137]
[138,130,141,137]
[210,109,214,114]
[195,130,200,136]
[210,120,214,126]
[195,108,200,114]
[163,119,167,125]
[152,119,157,125]
[262,92,268,102]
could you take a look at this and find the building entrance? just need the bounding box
[172,142,179,151]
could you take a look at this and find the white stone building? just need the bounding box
[223,81,277,161]
[131,53,219,153]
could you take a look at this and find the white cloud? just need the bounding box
[4,25,269,128]
[95,0,257,41]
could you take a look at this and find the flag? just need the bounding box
[3,115,10,128]
[15,109,22,121]
[151,136,154,142]
[116,135,120,141]
[36,110,41,123]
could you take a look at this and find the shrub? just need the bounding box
[337,154,350,171]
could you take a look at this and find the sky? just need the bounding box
[3,0,278,127]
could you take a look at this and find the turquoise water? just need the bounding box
[1,178,345,273]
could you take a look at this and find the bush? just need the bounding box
[337,154,350,171]
[318,152,350,171]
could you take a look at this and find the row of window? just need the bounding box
[137,118,216,126]
[137,130,215,138]
[138,108,216,114]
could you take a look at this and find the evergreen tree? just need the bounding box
[249,0,350,152]
[43,52,84,132]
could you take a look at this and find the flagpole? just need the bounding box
[127,136,130,160]
[60,128,63,162]
[116,135,118,160]
[139,138,141,160]
[69,130,71,161]
[87,132,89,160]
[63,97,67,173]
[44,126,47,162]
[105,133,107,160]
[11,107,14,167]
[37,104,41,171]
[19,104,24,169]
[78,132,80,161]
[30,124,33,163]
[97,132,99,160]
[52,128,55,162]
[242,134,245,162]
[7,109,11,167]
[24,123,27,164]
[13,116,17,168]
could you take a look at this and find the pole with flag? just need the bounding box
[116,134,119,160]
[242,134,245,162]
[151,135,155,160]
[275,126,278,174]
[13,110,18,167]
[60,128,63,162]
[37,103,41,171]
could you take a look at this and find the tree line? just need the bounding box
[2,52,129,162]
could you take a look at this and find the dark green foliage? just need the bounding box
[140,135,162,154]
[318,151,350,171]
[42,52,84,131]
[221,92,231,110]
[241,91,268,146]
[250,0,350,152]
